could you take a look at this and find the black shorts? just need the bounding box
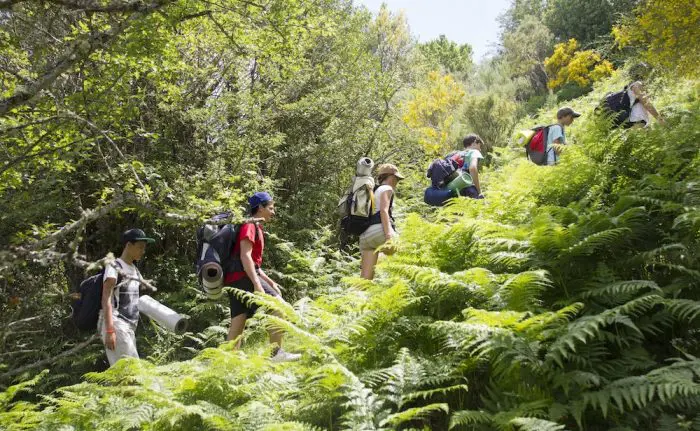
[227,276,278,318]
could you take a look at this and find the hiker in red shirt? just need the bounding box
[225,192,300,362]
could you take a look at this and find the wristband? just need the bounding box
[106,329,115,334]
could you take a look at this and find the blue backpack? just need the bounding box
[424,186,456,207]
[426,157,459,188]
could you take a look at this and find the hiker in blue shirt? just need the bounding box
[448,134,485,199]
[546,107,581,165]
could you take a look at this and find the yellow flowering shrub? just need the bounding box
[401,71,465,154]
[614,0,700,76]
[544,39,614,90]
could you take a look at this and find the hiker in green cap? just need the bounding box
[98,228,154,366]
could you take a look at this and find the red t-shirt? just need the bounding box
[224,223,264,283]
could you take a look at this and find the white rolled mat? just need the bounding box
[138,295,189,334]
[356,157,374,177]
[201,261,223,288]
[200,261,224,299]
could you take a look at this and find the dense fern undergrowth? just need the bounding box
[1,76,699,430]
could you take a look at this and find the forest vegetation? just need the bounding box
[1,0,699,429]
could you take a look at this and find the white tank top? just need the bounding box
[627,81,650,124]
[374,185,394,214]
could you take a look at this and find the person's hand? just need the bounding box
[105,330,116,351]
[553,144,565,155]
[253,283,265,294]
[270,282,283,296]
[658,116,666,125]
[381,243,397,255]
[382,233,398,255]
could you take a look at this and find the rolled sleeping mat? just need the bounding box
[356,157,374,177]
[514,129,536,147]
[200,261,224,300]
[424,186,456,207]
[445,172,474,194]
[443,170,460,185]
[138,295,189,334]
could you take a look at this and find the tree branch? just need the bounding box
[0,1,174,116]
[0,22,130,116]
[1,0,170,12]
[0,136,89,176]
[21,194,131,252]
[0,334,98,381]
[0,116,65,134]
[62,110,151,201]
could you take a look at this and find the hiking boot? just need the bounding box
[271,349,301,363]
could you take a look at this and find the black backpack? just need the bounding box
[198,223,245,275]
[195,211,232,269]
[426,157,459,188]
[338,176,376,236]
[197,222,259,281]
[72,261,123,331]
[600,84,638,127]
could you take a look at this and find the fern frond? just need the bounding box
[402,384,468,404]
[665,299,700,322]
[552,370,603,396]
[566,228,632,256]
[673,209,700,232]
[379,402,448,427]
[545,305,648,368]
[0,370,48,409]
[584,360,700,417]
[510,417,567,431]
[449,410,493,429]
[489,251,532,269]
[580,280,661,300]
[611,206,649,229]
[494,270,551,311]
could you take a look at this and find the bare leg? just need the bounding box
[227,314,247,348]
[269,310,283,352]
[360,249,379,280]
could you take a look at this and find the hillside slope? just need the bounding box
[1,75,699,431]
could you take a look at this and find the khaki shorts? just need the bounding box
[360,224,392,251]
[98,311,138,366]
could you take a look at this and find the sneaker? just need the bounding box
[271,349,301,363]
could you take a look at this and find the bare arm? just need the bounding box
[258,269,282,296]
[631,83,663,122]
[101,277,116,350]
[240,239,264,293]
[469,158,480,194]
[379,189,395,240]
[552,136,565,155]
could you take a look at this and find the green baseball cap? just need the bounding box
[122,228,155,244]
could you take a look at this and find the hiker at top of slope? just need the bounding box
[546,106,581,166]
[625,63,665,128]
[598,63,664,129]
[447,133,485,199]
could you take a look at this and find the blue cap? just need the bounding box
[249,191,273,209]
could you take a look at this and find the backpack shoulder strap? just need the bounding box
[111,260,124,309]
[543,124,558,153]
